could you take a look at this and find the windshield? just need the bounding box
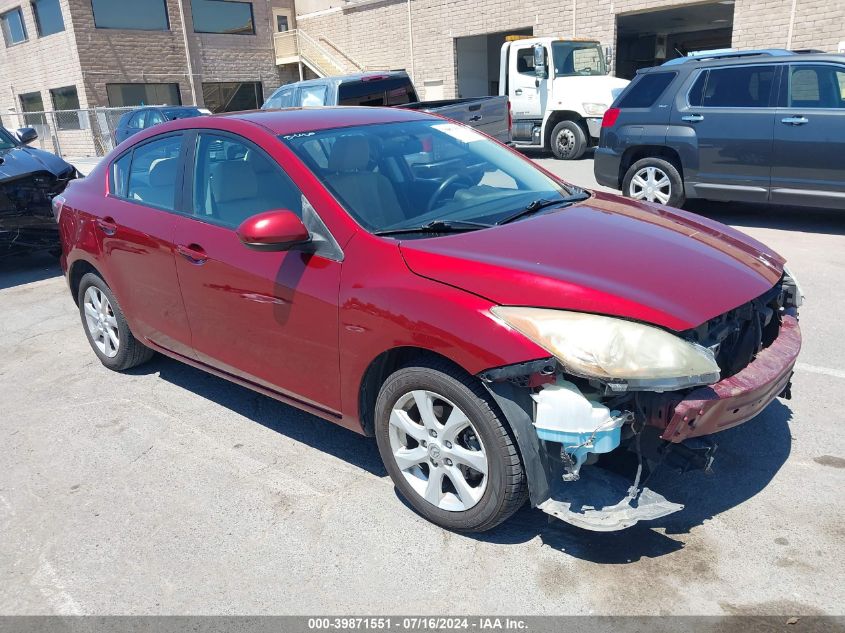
[0,128,19,150]
[552,42,606,77]
[281,120,572,234]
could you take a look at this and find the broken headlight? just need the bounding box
[782,265,804,308]
[491,307,720,391]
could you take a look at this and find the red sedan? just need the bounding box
[55,107,802,532]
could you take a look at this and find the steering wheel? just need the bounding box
[426,174,475,213]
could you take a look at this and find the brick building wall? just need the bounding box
[298,0,845,99]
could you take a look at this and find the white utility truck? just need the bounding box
[499,37,629,160]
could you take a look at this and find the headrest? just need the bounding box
[209,161,258,203]
[149,158,177,188]
[328,135,370,172]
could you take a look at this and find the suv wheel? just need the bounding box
[374,360,527,532]
[623,157,685,207]
[550,120,587,160]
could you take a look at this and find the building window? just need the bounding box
[50,86,81,130]
[32,0,64,36]
[276,15,288,32]
[19,91,45,126]
[106,83,182,107]
[1,8,28,46]
[91,0,169,31]
[202,82,263,112]
[191,0,255,35]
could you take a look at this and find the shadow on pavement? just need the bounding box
[129,354,386,477]
[136,350,793,562]
[685,200,845,237]
[0,252,62,290]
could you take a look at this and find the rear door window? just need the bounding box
[617,72,676,108]
[700,65,777,108]
[298,85,327,107]
[787,65,845,109]
[125,134,183,211]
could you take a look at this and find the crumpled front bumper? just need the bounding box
[648,313,802,443]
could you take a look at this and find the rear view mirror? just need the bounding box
[533,44,548,80]
[17,127,38,145]
[237,210,310,251]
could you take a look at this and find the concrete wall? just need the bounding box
[298,0,845,99]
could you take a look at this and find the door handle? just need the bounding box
[95,216,117,236]
[469,114,482,122]
[514,89,523,96]
[781,116,809,126]
[176,243,208,265]
[681,114,704,122]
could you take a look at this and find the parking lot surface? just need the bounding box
[1,154,843,616]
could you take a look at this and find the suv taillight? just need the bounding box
[601,107,621,128]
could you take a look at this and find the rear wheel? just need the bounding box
[78,272,154,371]
[622,157,685,207]
[550,120,587,160]
[374,360,527,532]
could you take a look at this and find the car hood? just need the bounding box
[399,192,785,331]
[0,145,73,182]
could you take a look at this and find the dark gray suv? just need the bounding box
[594,50,845,210]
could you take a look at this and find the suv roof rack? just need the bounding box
[662,48,796,66]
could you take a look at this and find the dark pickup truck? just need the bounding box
[262,71,511,145]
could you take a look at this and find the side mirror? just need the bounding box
[17,127,38,145]
[533,44,548,80]
[237,210,310,251]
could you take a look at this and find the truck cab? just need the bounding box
[500,37,629,159]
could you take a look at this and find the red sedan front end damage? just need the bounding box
[648,313,801,444]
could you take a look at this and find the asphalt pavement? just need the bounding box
[1,153,843,616]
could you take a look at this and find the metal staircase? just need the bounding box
[274,29,365,77]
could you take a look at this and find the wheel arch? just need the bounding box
[542,110,587,149]
[68,258,103,305]
[358,346,473,437]
[619,145,684,190]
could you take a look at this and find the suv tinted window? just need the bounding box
[618,72,676,108]
[701,65,776,108]
[788,65,845,109]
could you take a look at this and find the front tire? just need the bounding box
[78,272,154,371]
[374,360,527,532]
[550,120,587,160]
[622,157,685,207]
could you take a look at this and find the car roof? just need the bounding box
[219,106,433,135]
[642,51,845,73]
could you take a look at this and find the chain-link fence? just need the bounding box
[1,106,137,159]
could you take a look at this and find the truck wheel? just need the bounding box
[78,272,154,371]
[551,120,587,160]
[622,157,685,208]
[374,360,528,532]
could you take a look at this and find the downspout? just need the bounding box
[407,0,416,83]
[785,0,798,49]
[177,0,199,106]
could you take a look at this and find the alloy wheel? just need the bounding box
[83,286,119,358]
[629,166,672,204]
[388,389,488,512]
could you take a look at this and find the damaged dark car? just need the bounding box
[0,126,77,257]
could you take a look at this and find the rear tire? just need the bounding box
[77,272,154,371]
[374,359,527,532]
[622,157,685,208]
[550,120,587,160]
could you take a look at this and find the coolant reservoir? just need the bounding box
[532,380,625,477]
